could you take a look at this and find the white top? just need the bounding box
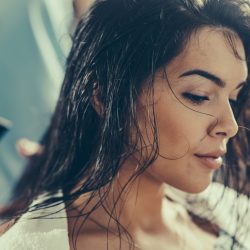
[0,192,70,250]
[170,183,250,249]
[1,184,250,250]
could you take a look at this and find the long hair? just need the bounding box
[1,0,250,248]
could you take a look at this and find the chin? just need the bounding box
[171,180,211,194]
[184,185,209,194]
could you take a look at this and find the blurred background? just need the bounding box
[0,0,94,204]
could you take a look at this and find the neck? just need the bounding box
[112,166,168,233]
[66,161,218,250]
[70,160,171,236]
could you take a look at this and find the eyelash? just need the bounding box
[229,99,240,115]
[182,93,209,104]
[182,92,240,114]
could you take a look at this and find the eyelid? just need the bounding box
[230,91,241,102]
[231,84,244,97]
[182,92,210,105]
[229,97,237,102]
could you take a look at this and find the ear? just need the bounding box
[91,84,103,115]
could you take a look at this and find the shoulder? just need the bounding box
[0,191,70,250]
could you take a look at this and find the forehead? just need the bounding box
[166,27,248,83]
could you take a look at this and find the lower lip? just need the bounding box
[194,155,223,170]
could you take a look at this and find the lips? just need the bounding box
[194,151,226,170]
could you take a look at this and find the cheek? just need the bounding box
[156,115,190,158]
[154,99,208,157]
[135,90,210,160]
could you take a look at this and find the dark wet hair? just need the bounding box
[1,0,250,249]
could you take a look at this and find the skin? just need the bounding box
[67,26,248,249]
[139,27,247,193]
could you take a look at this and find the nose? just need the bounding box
[208,102,239,139]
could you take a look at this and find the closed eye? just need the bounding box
[182,93,209,105]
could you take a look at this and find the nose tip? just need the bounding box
[227,117,239,138]
[209,116,239,139]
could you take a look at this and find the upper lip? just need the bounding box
[194,150,226,158]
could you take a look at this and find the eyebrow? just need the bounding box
[179,69,246,90]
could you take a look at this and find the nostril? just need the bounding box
[215,131,227,137]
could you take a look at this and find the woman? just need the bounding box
[1,0,250,249]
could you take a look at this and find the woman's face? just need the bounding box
[137,27,248,193]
